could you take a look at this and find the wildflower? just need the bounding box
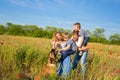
[109,73,114,78]
[17,73,21,79]
[103,62,107,67]
[105,67,109,71]
[0,41,4,45]
[108,50,113,55]
[114,69,120,73]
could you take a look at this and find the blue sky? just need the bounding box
[0,0,120,38]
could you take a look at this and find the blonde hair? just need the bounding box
[52,31,64,42]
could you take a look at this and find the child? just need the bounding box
[59,32,77,62]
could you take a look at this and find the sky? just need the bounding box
[0,0,120,38]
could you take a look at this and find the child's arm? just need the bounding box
[60,45,70,51]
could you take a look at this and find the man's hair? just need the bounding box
[72,30,79,36]
[74,22,81,29]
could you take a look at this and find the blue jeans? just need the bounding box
[60,50,75,62]
[57,56,71,77]
[72,50,88,74]
[82,37,90,47]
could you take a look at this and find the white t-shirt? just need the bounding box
[75,37,83,47]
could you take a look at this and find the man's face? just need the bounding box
[74,25,80,31]
[72,34,78,41]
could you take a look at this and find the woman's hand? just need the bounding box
[52,40,55,44]
[52,40,56,49]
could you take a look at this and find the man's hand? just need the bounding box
[78,47,82,51]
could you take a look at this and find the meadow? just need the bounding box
[0,35,120,80]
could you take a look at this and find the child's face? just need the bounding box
[74,25,80,31]
[64,35,69,41]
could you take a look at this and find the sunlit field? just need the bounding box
[0,35,120,80]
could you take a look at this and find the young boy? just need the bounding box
[74,23,90,56]
[57,32,77,77]
[59,32,77,62]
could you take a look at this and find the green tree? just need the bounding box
[86,29,91,36]
[109,33,120,45]
[6,22,24,35]
[91,27,105,43]
[0,25,5,35]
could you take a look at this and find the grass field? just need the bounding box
[0,35,120,80]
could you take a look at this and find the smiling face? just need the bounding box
[73,23,81,32]
[74,25,80,32]
[72,31,79,41]
[55,32,64,41]
[64,34,69,41]
[73,34,79,41]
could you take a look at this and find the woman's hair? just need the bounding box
[52,31,64,41]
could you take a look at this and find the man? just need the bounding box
[72,22,90,74]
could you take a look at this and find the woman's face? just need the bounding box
[56,33,62,41]
[72,34,79,41]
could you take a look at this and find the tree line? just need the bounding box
[0,22,120,45]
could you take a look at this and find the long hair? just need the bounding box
[52,31,64,42]
[52,32,58,42]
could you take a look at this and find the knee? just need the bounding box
[61,50,67,54]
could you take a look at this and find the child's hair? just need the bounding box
[74,22,81,29]
[64,32,70,39]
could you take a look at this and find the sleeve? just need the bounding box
[67,39,72,46]
[72,42,77,51]
[80,29,85,37]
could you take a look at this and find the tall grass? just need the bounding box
[0,35,120,80]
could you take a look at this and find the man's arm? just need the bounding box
[78,44,89,50]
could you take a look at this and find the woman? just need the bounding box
[72,31,89,74]
[52,32,71,77]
